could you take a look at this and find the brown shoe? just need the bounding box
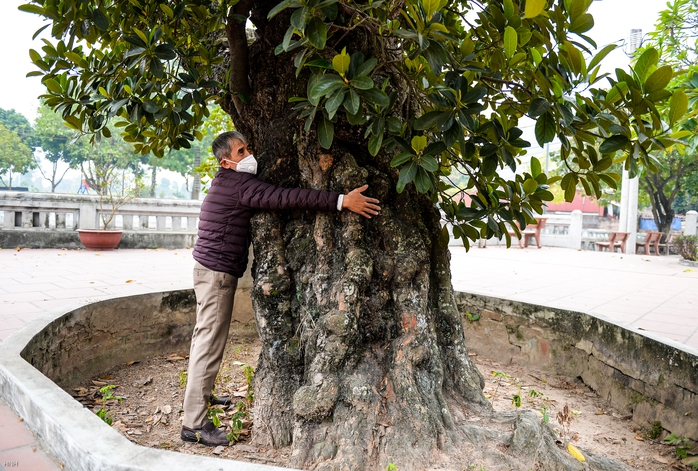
[181,421,229,447]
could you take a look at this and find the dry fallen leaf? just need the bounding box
[653,455,669,464]
[94,253,101,256]
[167,355,186,361]
[567,443,585,462]
[125,279,134,283]
[126,361,139,366]
[635,436,645,441]
[92,380,108,386]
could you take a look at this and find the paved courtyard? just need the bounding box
[0,246,696,469]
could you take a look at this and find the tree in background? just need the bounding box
[33,104,90,192]
[0,108,35,149]
[0,123,35,190]
[24,0,684,467]
[636,0,698,233]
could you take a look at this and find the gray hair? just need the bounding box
[212,131,248,162]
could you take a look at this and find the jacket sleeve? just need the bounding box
[239,176,340,212]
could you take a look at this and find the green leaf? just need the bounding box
[534,111,556,147]
[570,13,593,34]
[668,90,688,127]
[524,0,546,18]
[563,173,577,202]
[306,17,327,50]
[503,0,515,18]
[411,135,427,153]
[523,178,538,194]
[343,89,360,115]
[350,75,374,90]
[414,111,445,130]
[438,226,450,248]
[599,135,629,154]
[461,86,487,103]
[644,65,673,94]
[528,97,550,118]
[421,0,440,20]
[588,44,617,71]
[397,162,418,193]
[564,40,583,75]
[332,50,350,76]
[358,89,390,108]
[368,132,383,156]
[92,9,109,30]
[504,26,518,59]
[633,47,658,82]
[318,115,334,149]
[268,0,295,19]
[530,156,541,176]
[391,152,414,167]
[44,78,62,94]
[18,4,45,15]
[309,74,344,101]
[414,167,432,193]
[419,155,439,172]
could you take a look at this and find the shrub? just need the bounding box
[674,234,698,261]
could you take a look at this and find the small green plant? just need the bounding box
[242,364,255,402]
[540,404,550,424]
[96,384,122,425]
[207,406,225,428]
[529,389,543,398]
[179,370,188,389]
[465,311,481,322]
[664,433,692,459]
[227,402,247,442]
[385,464,398,471]
[647,420,663,440]
[512,394,522,408]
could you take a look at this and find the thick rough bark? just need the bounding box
[221,3,630,469]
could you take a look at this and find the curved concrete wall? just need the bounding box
[0,288,695,471]
[457,292,698,442]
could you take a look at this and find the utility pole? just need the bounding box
[618,28,642,254]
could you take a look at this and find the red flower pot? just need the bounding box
[77,230,123,251]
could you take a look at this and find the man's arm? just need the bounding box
[240,178,380,218]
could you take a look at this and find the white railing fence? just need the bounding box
[448,209,698,251]
[0,191,201,233]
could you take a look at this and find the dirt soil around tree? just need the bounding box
[67,334,696,470]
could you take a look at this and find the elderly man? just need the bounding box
[181,131,381,446]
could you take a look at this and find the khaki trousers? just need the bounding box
[182,261,238,429]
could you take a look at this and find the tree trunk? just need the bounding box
[191,147,201,200]
[220,3,628,469]
[150,164,157,198]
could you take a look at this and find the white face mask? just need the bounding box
[236,155,257,174]
[225,155,258,174]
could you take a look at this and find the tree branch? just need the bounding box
[226,0,254,115]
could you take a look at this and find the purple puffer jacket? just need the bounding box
[193,168,339,277]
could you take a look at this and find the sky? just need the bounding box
[0,0,669,123]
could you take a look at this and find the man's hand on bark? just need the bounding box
[343,185,381,218]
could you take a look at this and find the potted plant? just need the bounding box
[76,136,147,250]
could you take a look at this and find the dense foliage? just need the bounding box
[636,0,698,232]
[20,0,687,247]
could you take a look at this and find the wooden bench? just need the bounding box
[636,231,662,255]
[594,231,629,253]
[509,217,547,249]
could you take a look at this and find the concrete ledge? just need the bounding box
[0,230,197,249]
[0,292,284,471]
[2,288,696,470]
[456,292,698,441]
